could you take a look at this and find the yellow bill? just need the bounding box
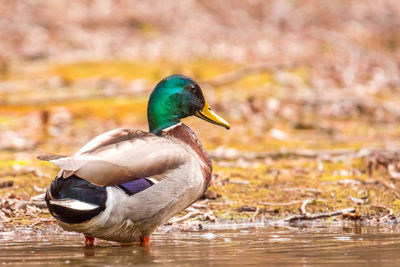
[195,100,230,130]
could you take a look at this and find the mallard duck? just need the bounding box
[39,74,230,246]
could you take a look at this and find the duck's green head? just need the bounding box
[147,74,230,135]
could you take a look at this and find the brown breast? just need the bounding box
[161,123,212,190]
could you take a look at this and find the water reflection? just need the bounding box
[1,225,400,265]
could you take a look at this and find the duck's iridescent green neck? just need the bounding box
[147,102,180,135]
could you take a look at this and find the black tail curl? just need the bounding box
[45,175,107,224]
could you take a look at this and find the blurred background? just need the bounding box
[1,0,400,220]
[2,0,400,151]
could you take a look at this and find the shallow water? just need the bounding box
[1,225,400,266]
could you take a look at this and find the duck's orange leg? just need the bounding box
[84,235,95,247]
[140,236,150,246]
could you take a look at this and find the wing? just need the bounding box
[39,128,189,186]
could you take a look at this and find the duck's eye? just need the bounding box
[185,84,197,94]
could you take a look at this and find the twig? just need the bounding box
[29,193,47,208]
[363,179,400,199]
[258,200,303,206]
[31,193,45,201]
[203,211,217,222]
[29,218,53,227]
[300,199,313,215]
[250,207,260,222]
[192,199,209,209]
[168,211,203,224]
[283,208,355,223]
[337,179,362,186]
[30,201,47,209]
[349,196,367,205]
[281,188,322,193]
[259,199,326,208]
[369,204,393,215]
[33,185,46,193]
[191,203,209,209]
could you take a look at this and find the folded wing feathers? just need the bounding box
[76,128,152,155]
[41,128,189,186]
[49,154,97,172]
[37,154,67,161]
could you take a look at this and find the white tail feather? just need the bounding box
[49,198,99,211]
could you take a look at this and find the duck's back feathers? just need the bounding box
[39,128,190,186]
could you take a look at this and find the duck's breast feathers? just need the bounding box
[162,123,212,187]
[39,128,190,186]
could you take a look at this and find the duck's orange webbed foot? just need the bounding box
[84,235,95,248]
[140,236,150,246]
